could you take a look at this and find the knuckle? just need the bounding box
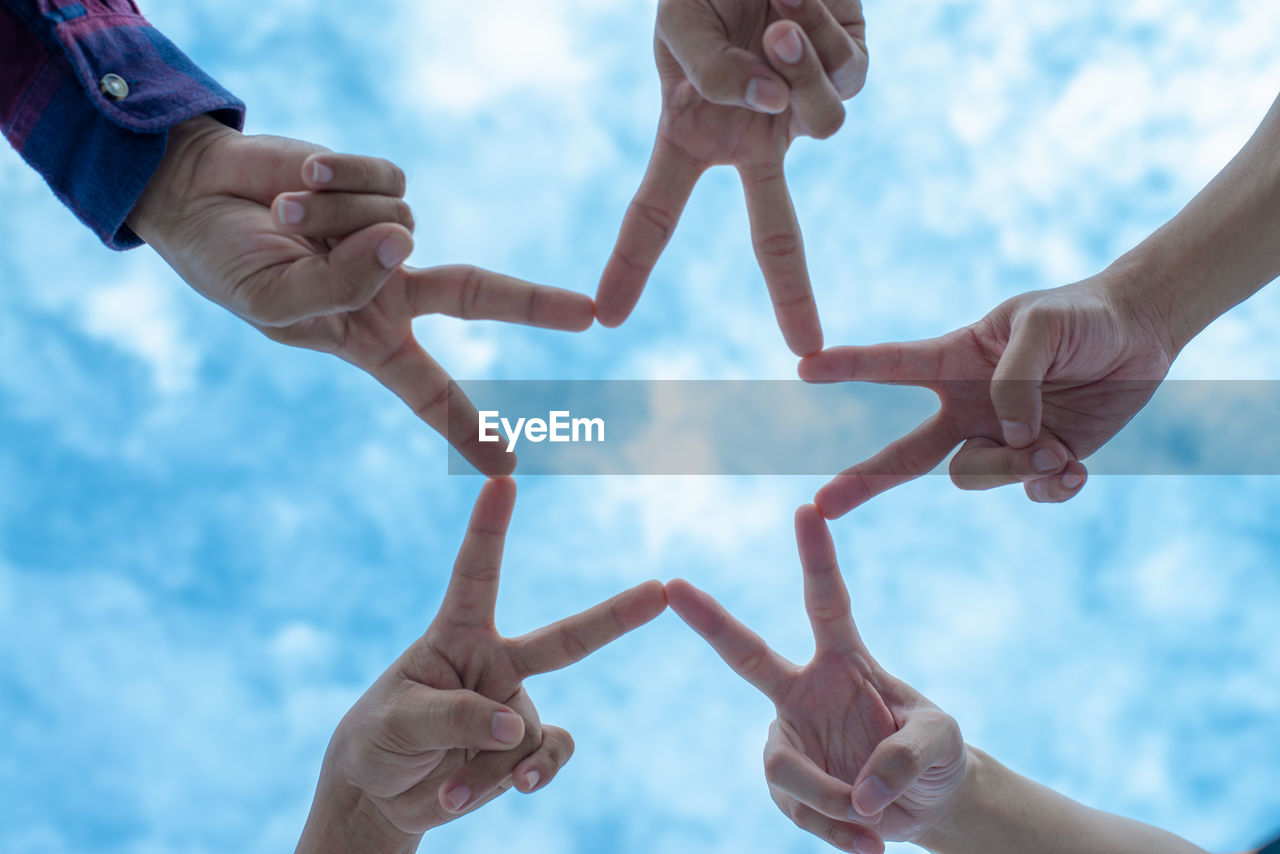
[394,199,415,231]
[762,750,788,781]
[241,284,289,326]
[445,695,478,736]
[823,820,845,847]
[882,740,923,779]
[808,105,846,140]
[755,232,802,259]
[456,265,485,319]
[556,729,576,761]
[557,625,591,664]
[628,198,676,242]
[734,647,768,676]
[389,163,408,196]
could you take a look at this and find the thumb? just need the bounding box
[990,309,1059,448]
[387,685,526,754]
[657,0,790,113]
[248,223,412,326]
[851,709,964,819]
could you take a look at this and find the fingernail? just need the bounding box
[1032,447,1061,474]
[277,199,304,226]
[523,770,541,790]
[491,710,523,745]
[773,28,803,64]
[779,0,803,7]
[1001,420,1033,448]
[745,78,788,114]
[376,233,412,269]
[444,785,471,813]
[852,839,879,854]
[1062,471,1084,489]
[852,775,893,817]
[311,160,334,185]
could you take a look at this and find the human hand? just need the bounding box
[666,505,967,853]
[798,272,1176,516]
[597,0,869,355]
[128,116,595,475]
[295,478,667,853]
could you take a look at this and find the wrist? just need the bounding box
[1099,241,1204,360]
[126,114,236,247]
[295,744,422,854]
[915,744,990,853]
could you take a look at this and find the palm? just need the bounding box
[776,660,961,841]
[157,134,336,313]
[333,479,666,836]
[357,633,545,834]
[944,288,1172,461]
[655,6,799,167]
[668,506,967,851]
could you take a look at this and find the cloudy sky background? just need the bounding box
[3,0,1280,851]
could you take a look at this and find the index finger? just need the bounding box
[356,334,515,476]
[437,477,517,629]
[815,412,960,518]
[795,504,863,655]
[798,340,949,387]
[596,138,704,328]
[409,264,594,332]
[510,580,667,677]
[665,578,796,702]
[739,163,823,356]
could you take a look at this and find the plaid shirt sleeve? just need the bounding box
[0,0,245,249]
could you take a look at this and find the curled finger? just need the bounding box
[949,436,1073,491]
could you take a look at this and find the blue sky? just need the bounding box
[3,1,1280,852]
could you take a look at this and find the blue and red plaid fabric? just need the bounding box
[0,0,244,249]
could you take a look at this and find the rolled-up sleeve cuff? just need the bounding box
[3,3,245,249]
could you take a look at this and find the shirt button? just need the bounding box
[99,73,129,100]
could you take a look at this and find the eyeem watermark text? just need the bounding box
[478,410,605,453]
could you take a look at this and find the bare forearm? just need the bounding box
[1108,91,1280,356]
[295,761,422,854]
[918,747,1211,854]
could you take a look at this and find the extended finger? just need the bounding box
[511,580,667,677]
[794,504,862,654]
[596,138,704,328]
[409,264,594,331]
[798,341,947,386]
[437,477,517,628]
[357,335,515,476]
[273,191,414,239]
[851,708,965,819]
[657,0,790,112]
[765,740,858,821]
[769,0,868,97]
[815,413,960,518]
[665,578,795,701]
[771,791,884,853]
[301,152,407,196]
[244,222,412,326]
[511,725,576,794]
[762,22,846,140]
[1024,462,1088,504]
[739,163,822,356]
[949,436,1073,491]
